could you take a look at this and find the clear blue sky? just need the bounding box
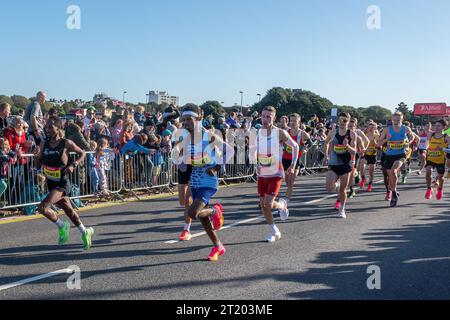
[1,0,450,111]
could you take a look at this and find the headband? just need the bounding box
[182,111,199,118]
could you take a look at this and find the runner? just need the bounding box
[378,112,419,207]
[424,119,450,200]
[416,124,431,175]
[174,105,230,261]
[33,117,94,250]
[444,121,450,179]
[281,113,311,205]
[324,112,357,218]
[358,121,380,192]
[347,118,369,198]
[400,121,414,184]
[254,106,299,242]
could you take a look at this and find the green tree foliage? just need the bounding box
[11,95,31,110]
[200,101,225,118]
[0,95,14,106]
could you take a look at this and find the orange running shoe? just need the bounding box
[178,230,192,241]
[207,244,226,261]
[211,204,224,231]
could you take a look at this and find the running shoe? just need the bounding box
[367,184,373,192]
[207,244,226,261]
[425,188,433,200]
[278,199,289,221]
[443,148,450,154]
[338,210,347,219]
[348,189,356,198]
[401,175,407,184]
[58,221,70,245]
[82,227,95,250]
[359,178,367,189]
[334,200,341,210]
[266,230,282,243]
[417,170,422,176]
[210,203,224,231]
[385,191,392,201]
[390,192,399,208]
[436,188,444,200]
[178,230,192,241]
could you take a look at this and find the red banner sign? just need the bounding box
[414,103,447,115]
[446,107,450,115]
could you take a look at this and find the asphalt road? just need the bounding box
[1,171,449,300]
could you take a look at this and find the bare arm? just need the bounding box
[280,129,299,168]
[65,139,86,168]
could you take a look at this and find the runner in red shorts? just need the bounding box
[254,106,299,243]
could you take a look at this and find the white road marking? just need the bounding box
[0,268,75,292]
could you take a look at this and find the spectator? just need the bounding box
[95,138,116,196]
[66,119,91,151]
[83,106,97,137]
[120,133,155,156]
[156,105,180,135]
[278,115,289,130]
[134,105,146,128]
[111,118,123,149]
[4,117,32,204]
[122,107,140,134]
[91,121,112,145]
[24,91,46,145]
[110,105,124,128]
[88,141,99,194]
[161,130,172,155]
[0,138,17,206]
[0,102,11,132]
[119,120,134,150]
[226,111,241,129]
[47,107,59,119]
[17,109,25,118]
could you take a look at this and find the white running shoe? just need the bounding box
[443,148,450,154]
[266,230,282,243]
[278,199,289,221]
[338,210,347,219]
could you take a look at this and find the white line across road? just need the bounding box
[164,176,391,244]
[0,268,75,292]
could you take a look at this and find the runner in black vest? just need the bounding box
[34,117,94,250]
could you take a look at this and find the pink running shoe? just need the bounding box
[334,200,341,210]
[425,188,433,200]
[210,203,224,231]
[436,188,443,200]
[367,184,373,192]
[207,244,226,261]
[385,191,392,201]
[359,178,367,189]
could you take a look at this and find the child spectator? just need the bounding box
[0,139,17,206]
[88,141,99,194]
[95,138,116,196]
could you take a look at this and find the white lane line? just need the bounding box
[164,173,414,244]
[0,268,75,292]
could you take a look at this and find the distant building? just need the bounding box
[148,90,179,106]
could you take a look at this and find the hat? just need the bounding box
[86,106,96,112]
[162,129,172,137]
[254,124,262,129]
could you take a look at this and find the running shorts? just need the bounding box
[328,164,353,177]
[258,176,282,198]
[426,161,446,175]
[177,165,193,185]
[363,155,377,165]
[383,154,406,170]
[190,187,218,206]
[282,158,301,171]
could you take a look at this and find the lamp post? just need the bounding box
[123,91,127,105]
[239,91,244,113]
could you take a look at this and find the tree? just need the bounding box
[200,101,225,118]
[0,95,14,106]
[396,102,412,121]
[11,95,31,110]
[361,106,392,124]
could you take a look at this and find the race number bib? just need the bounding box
[333,144,348,154]
[258,154,275,167]
[389,140,405,150]
[191,154,211,167]
[43,166,62,181]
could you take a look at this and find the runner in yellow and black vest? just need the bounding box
[424,119,450,201]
